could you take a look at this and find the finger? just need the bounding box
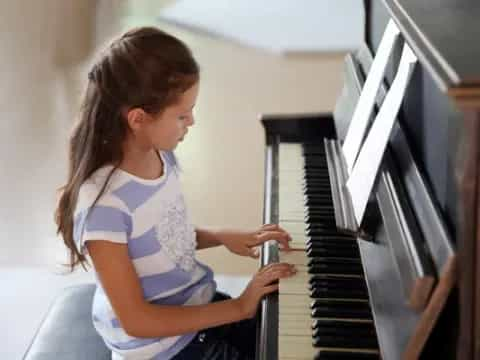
[276,236,292,252]
[260,266,296,284]
[261,224,291,239]
[257,262,278,275]
[258,262,294,275]
[258,271,293,287]
[254,231,291,247]
[261,223,279,231]
[262,283,279,296]
[249,247,260,259]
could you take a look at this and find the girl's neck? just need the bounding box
[119,143,164,180]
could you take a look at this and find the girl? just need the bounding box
[55,27,296,360]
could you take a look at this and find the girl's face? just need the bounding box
[145,82,199,151]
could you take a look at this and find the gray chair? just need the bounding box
[23,284,110,360]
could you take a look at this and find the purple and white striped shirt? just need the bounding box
[74,151,216,360]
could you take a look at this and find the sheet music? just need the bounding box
[342,19,401,174]
[347,43,417,225]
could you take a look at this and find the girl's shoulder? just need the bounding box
[77,166,130,214]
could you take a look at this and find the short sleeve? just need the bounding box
[73,192,132,254]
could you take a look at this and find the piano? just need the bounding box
[256,1,480,359]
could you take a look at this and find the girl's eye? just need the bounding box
[178,116,186,121]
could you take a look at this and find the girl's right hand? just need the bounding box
[236,262,297,319]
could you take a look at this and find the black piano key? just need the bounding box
[303,187,331,194]
[303,170,330,176]
[307,247,360,259]
[307,233,356,240]
[305,204,334,211]
[305,224,341,233]
[312,319,375,332]
[304,172,329,177]
[306,230,354,237]
[303,182,332,189]
[314,350,380,360]
[305,222,339,229]
[306,217,336,225]
[304,194,332,199]
[304,159,328,166]
[303,144,326,152]
[307,237,357,244]
[304,152,327,158]
[310,287,368,300]
[312,321,376,338]
[307,241,359,251]
[311,297,370,309]
[304,195,332,202]
[304,189,332,197]
[304,177,331,184]
[311,300,372,317]
[307,256,361,266]
[305,210,336,216]
[313,334,378,349]
[307,262,363,276]
[305,154,328,159]
[305,189,333,196]
[306,239,356,247]
[311,307,371,320]
[305,227,340,234]
[303,147,327,154]
[306,214,337,222]
[305,217,336,225]
[303,146,326,152]
[309,279,368,294]
[305,200,335,208]
[303,175,330,181]
[304,170,328,175]
[305,206,335,212]
[306,242,358,251]
[305,207,335,213]
[309,275,368,290]
[305,208,335,214]
[304,185,331,192]
[307,227,339,235]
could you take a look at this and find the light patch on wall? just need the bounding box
[158,0,364,54]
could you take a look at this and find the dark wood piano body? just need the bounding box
[257,1,480,359]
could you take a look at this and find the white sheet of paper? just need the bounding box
[342,19,401,174]
[347,44,417,225]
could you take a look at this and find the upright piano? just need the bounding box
[256,1,480,359]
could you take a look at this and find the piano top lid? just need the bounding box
[384,0,480,101]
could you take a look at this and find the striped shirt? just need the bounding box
[74,151,216,359]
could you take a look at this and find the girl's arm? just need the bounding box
[196,225,292,257]
[195,227,223,249]
[86,240,294,338]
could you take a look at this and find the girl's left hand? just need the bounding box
[220,224,292,258]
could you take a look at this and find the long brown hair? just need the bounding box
[55,27,199,271]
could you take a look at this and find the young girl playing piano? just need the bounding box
[54,27,296,360]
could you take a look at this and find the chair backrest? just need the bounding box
[23,284,111,360]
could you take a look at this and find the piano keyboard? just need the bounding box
[277,143,380,360]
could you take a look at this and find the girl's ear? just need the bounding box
[125,108,148,133]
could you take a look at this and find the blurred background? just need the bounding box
[0,1,364,358]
